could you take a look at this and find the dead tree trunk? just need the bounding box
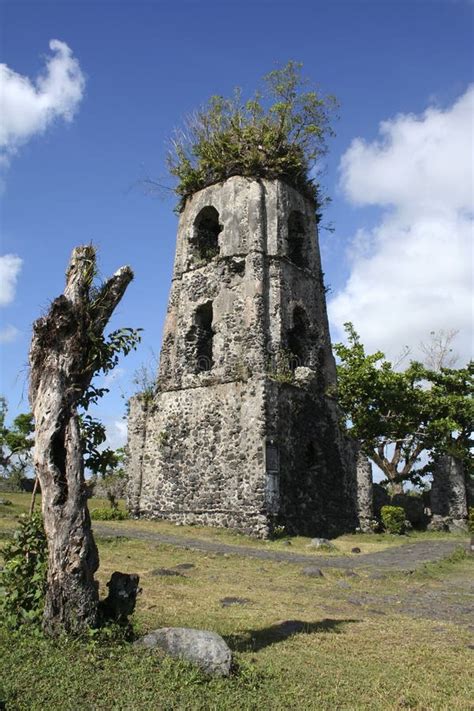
[29,246,133,636]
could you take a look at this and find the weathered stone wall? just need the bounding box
[355,453,373,532]
[127,176,357,537]
[128,379,271,536]
[267,378,358,536]
[429,455,468,532]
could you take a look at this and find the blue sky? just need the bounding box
[0,0,473,448]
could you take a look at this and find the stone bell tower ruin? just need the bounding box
[127,176,357,537]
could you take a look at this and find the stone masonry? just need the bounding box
[355,453,374,532]
[429,455,469,532]
[127,176,358,537]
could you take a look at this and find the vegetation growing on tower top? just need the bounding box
[167,62,338,213]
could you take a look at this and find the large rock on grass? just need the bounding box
[308,537,336,550]
[136,627,232,676]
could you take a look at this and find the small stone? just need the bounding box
[220,596,251,607]
[449,519,469,534]
[308,537,336,550]
[281,540,292,546]
[0,498,12,506]
[151,568,184,577]
[301,566,324,578]
[351,547,361,554]
[293,367,317,386]
[135,627,232,676]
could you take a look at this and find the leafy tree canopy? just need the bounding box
[334,323,473,491]
[423,362,473,474]
[168,61,338,213]
[0,397,34,482]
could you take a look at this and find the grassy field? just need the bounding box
[0,494,472,710]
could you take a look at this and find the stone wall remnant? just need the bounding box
[356,453,373,532]
[429,455,469,532]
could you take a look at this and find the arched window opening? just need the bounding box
[192,206,222,262]
[187,301,214,373]
[288,306,308,370]
[287,211,307,268]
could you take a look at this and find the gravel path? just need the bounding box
[93,524,468,572]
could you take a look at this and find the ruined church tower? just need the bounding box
[127,176,357,537]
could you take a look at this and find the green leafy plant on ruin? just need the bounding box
[168,61,338,214]
[267,348,296,385]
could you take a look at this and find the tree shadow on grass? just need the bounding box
[226,618,359,653]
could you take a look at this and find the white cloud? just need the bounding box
[102,367,125,388]
[105,420,128,450]
[330,86,474,364]
[0,254,22,305]
[0,324,19,343]
[0,39,85,165]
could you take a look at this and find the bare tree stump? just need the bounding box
[29,246,133,635]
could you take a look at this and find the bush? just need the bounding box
[168,62,338,212]
[90,508,128,521]
[381,506,406,535]
[468,507,474,534]
[0,514,47,628]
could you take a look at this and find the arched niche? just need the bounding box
[192,206,222,262]
[186,301,214,373]
[287,210,308,268]
[287,305,309,370]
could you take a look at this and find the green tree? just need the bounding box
[0,398,34,486]
[334,324,473,493]
[422,362,473,478]
[90,445,128,510]
[168,61,338,213]
[334,324,428,494]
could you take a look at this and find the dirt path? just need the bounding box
[93,524,468,572]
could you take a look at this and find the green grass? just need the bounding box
[2,610,472,711]
[2,494,465,555]
[92,502,466,557]
[1,495,472,710]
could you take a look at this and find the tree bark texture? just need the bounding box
[29,246,133,635]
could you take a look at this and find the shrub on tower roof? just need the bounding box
[167,61,338,214]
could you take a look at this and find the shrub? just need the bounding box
[168,62,338,212]
[468,507,474,534]
[0,514,47,628]
[90,508,128,521]
[271,525,287,540]
[381,506,406,535]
